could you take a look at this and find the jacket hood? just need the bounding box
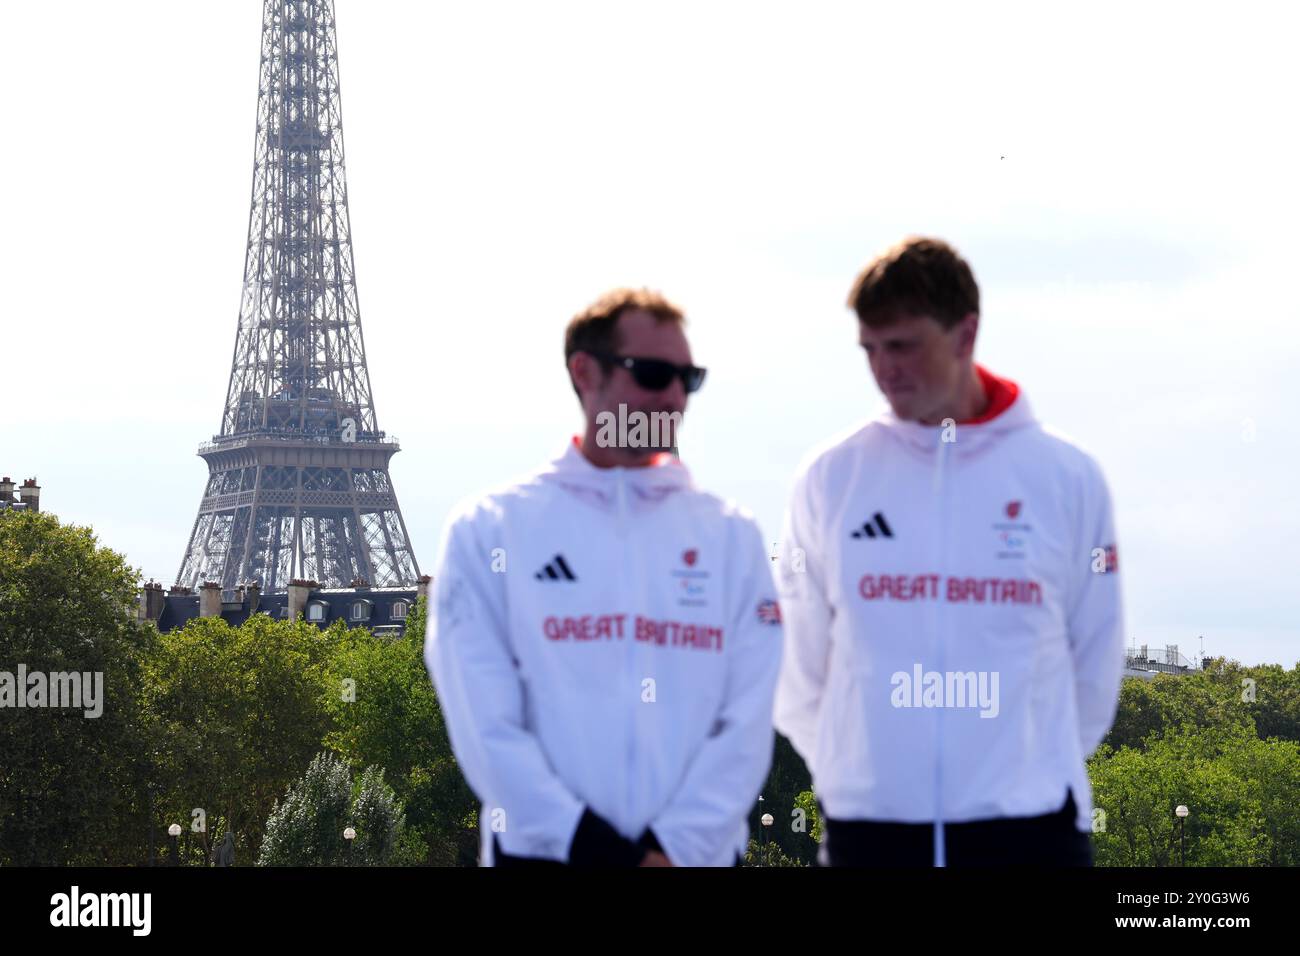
[876,364,1038,459]
[535,435,694,512]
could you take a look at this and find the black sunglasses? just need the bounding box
[585,351,707,394]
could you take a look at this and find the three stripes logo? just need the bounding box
[850,513,894,540]
[535,554,578,581]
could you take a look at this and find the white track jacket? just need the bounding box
[774,367,1124,847]
[426,438,784,866]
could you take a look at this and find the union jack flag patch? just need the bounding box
[757,599,782,625]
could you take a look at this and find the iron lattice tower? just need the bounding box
[177,0,419,592]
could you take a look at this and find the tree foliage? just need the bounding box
[0,510,158,865]
[258,751,406,866]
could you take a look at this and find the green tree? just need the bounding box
[742,835,806,866]
[258,751,406,866]
[1219,731,1300,866]
[752,733,818,865]
[793,790,823,845]
[0,510,159,865]
[322,597,478,865]
[1105,661,1300,753]
[259,750,348,865]
[347,764,406,865]
[1090,723,1279,866]
[1105,670,1254,753]
[141,612,337,863]
[1222,660,1300,744]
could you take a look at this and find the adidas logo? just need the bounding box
[535,554,578,581]
[850,513,894,539]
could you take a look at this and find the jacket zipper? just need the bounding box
[932,433,951,866]
[616,468,636,828]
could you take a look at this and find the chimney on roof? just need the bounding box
[247,580,261,614]
[417,574,433,604]
[287,579,318,621]
[18,478,40,513]
[0,477,14,504]
[199,581,222,618]
[138,580,167,623]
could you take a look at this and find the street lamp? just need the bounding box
[146,780,156,867]
[167,823,181,867]
[760,813,774,867]
[1175,805,1189,866]
[343,826,356,865]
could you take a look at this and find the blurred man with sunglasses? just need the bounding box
[774,237,1125,866]
[426,288,783,867]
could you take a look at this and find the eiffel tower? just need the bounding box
[176,0,419,593]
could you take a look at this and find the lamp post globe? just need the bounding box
[343,826,356,865]
[1175,805,1189,866]
[167,823,182,866]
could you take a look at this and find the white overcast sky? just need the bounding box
[2,1,1296,667]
